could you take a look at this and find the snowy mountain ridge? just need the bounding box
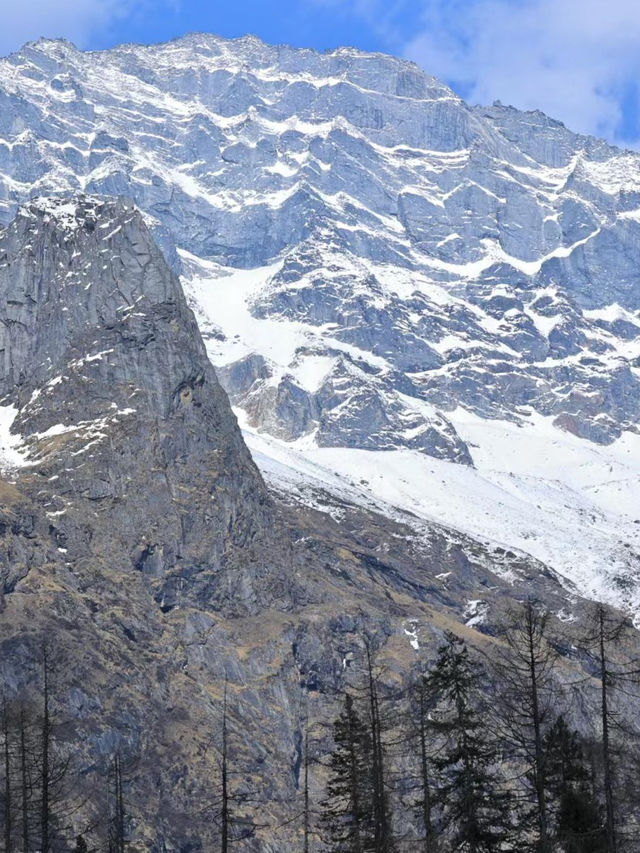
[1,33,640,611]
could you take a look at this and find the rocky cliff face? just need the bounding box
[0,195,278,614]
[0,197,593,851]
[1,34,640,455]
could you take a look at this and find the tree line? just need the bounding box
[314,600,640,853]
[0,643,131,853]
[1,599,639,851]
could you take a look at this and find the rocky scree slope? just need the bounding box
[0,197,600,851]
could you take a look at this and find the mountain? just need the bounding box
[0,194,579,851]
[0,33,640,847]
[1,33,639,613]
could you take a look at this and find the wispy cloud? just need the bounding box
[312,0,640,146]
[406,0,640,145]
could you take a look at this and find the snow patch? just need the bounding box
[403,620,420,651]
[463,600,488,628]
[0,405,27,471]
[240,407,640,615]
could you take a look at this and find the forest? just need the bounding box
[1,600,639,852]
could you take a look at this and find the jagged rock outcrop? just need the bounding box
[0,196,279,614]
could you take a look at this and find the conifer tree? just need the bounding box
[416,676,435,853]
[544,716,606,853]
[41,644,51,853]
[426,632,510,853]
[2,701,12,853]
[321,693,375,852]
[403,675,437,853]
[108,752,127,853]
[301,698,311,853]
[36,644,83,852]
[19,704,31,853]
[221,681,229,853]
[494,601,558,851]
[579,603,640,852]
[363,640,395,853]
[206,678,258,850]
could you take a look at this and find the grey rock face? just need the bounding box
[0,196,278,614]
[0,35,639,456]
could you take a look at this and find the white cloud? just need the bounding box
[313,0,640,144]
[404,0,640,144]
[0,0,166,57]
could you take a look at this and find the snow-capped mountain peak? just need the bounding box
[1,33,640,610]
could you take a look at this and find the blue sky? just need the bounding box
[3,0,640,148]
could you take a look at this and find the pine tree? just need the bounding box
[321,693,375,852]
[108,752,127,853]
[19,704,31,853]
[404,675,437,853]
[35,644,82,852]
[544,716,606,853]
[426,632,510,853]
[301,698,311,853]
[221,681,229,853]
[578,603,640,852]
[2,701,12,853]
[41,644,51,853]
[0,649,92,851]
[206,678,257,849]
